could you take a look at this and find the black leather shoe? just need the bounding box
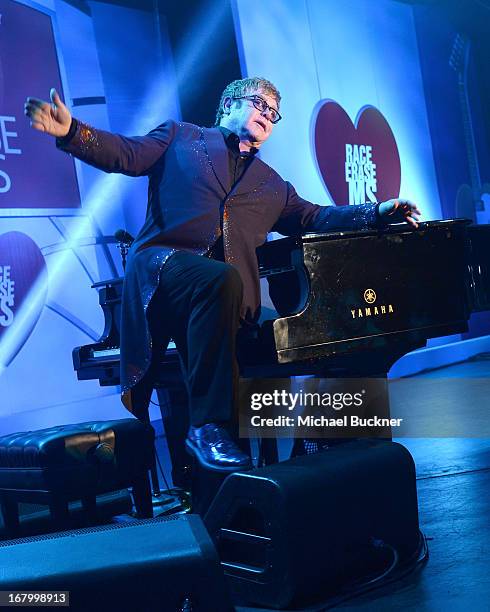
[185,423,252,472]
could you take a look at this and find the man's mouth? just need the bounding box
[255,119,267,131]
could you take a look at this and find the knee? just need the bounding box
[216,265,243,300]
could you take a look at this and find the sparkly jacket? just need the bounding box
[58,119,383,402]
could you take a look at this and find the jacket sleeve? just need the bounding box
[56,118,178,177]
[271,182,385,236]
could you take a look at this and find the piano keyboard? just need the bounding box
[92,341,177,361]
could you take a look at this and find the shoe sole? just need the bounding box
[185,439,252,473]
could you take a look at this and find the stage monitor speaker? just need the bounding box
[0,514,233,612]
[205,440,420,609]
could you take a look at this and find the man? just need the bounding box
[25,77,420,472]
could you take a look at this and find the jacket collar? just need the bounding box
[201,127,273,198]
[201,127,231,195]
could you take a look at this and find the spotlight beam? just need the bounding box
[0,0,230,373]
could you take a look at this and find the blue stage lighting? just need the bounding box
[0,0,229,372]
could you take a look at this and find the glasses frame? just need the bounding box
[232,95,282,124]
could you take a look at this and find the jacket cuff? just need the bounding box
[56,118,78,148]
[56,119,100,155]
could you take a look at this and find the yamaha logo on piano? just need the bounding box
[363,288,376,304]
[350,288,394,319]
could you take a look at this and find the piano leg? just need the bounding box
[258,438,279,465]
[289,373,392,459]
[363,376,392,440]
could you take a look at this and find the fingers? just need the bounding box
[24,100,50,126]
[24,89,63,122]
[29,120,46,133]
[393,198,421,228]
[50,88,63,108]
[397,199,421,216]
[397,200,421,220]
[24,99,50,115]
[25,98,50,113]
[404,214,419,229]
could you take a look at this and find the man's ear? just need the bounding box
[223,96,233,115]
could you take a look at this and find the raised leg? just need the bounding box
[151,252,243,427]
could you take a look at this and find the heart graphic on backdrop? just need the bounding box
[313,101,401,206]
[0,232,47,366]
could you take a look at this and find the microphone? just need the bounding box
[114,230,134,271]
[114,229,134,245]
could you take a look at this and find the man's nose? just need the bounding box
[260,109,272,122]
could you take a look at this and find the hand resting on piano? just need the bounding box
[378,199,421,228]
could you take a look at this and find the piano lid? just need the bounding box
[272,219,471,363]
[300,218,471,241]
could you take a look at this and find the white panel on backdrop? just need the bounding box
[233,0,442,220]
[53,0,126,238]
[88,1,181,237]
[233,0,326,205]
[308,0,441,219]
[54,0,106,102]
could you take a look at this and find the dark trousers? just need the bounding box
[145,251,243,427]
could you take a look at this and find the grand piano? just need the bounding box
[72,220,490,473]
[74,220,489,381]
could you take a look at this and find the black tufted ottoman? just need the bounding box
[0,419,155,535]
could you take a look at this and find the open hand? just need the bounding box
[378,198,421,229]
[24,89,72,138]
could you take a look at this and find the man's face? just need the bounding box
[223,89,279,146]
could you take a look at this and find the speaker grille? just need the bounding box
[0,514,183,547]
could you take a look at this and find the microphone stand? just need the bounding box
[117,241,130,271]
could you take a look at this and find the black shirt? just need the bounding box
[208,127,258,261]
[218,126,258,188]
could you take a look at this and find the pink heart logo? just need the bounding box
[0,232,47,365]
[313,101,401,206]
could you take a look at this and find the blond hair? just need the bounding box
[215,77,281,126]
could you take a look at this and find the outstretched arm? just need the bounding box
[24,89,176,176]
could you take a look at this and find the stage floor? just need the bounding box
[1,355,488,609]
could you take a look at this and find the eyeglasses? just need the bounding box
[232,95,282,124]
